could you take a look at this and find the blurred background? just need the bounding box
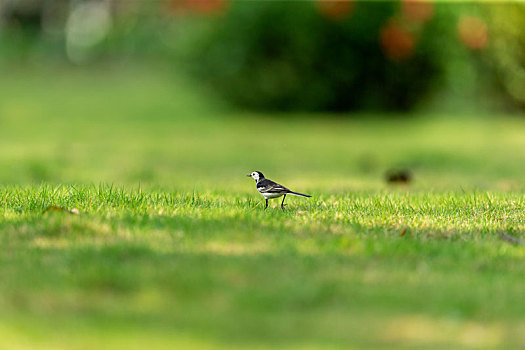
[2,0,524,111]
[0,0,525,188]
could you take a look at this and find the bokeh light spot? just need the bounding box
[317,0,354,20]
[66,1,112,64]
[402,0,434,22]
[380,20,415,61]
[458,16,488,50]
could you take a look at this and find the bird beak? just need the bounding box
[246,174,251,177]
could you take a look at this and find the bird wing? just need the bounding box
[257,179,290,194]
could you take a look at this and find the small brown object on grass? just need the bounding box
[386,169,412,184]
[43,206,80,215]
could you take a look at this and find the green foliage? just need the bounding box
[484,2,525,109]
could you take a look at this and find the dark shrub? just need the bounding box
[179,1,447,112]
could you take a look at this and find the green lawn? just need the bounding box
[1,65,525,349]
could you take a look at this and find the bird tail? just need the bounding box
[288,191,311,198]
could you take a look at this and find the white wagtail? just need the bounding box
[247,171,311,209]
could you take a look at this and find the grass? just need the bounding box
[1,64,525,349]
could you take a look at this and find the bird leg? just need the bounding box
[281,194,286,210]
[264,199,268,209]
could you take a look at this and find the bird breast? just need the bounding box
[259,192,284,199]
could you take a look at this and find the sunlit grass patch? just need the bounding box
[1,184,525,348]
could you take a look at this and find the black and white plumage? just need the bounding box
[247,171,311,209]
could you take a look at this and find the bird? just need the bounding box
[247,171,311,209]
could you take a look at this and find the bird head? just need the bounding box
[246,171,264,181]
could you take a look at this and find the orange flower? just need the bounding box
[380,20,415,61]
[458,16,488,50]
[402,0,434,22]
[317,0,354,20]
